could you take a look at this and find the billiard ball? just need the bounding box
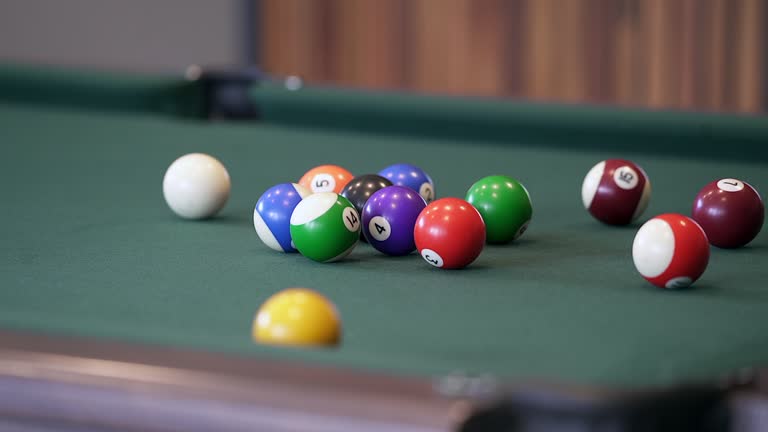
[162,153,231,219]
[298,164,354,194]
[340,174,393,216]
[581,159,651,225]
[253,183,311,252]
[378,163,435,203]
[362,186,427,256]
[632,213,710,289]
[252,288,340,347]
[692,178,764,248]
[414,198,485,269]
[290,193,361,262]
[340,174,392,242]
[466,175,532,244]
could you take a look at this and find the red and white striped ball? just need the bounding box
[581,159,651,225]
[632,213,710,289]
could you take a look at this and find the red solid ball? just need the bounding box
[414,198,485,269]
[692,178,764,248]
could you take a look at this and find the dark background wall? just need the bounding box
[0,0,245,72]
[1,0,764,113]
[260,0,766,113]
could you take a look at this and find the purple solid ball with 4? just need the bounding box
[362,186,427,256]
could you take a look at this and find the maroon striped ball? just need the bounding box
[582,159,651,225]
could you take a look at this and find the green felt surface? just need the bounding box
[1,67,768,389]
[251,83,768,162]
[0,63,204,117]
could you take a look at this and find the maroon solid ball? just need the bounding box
[692,178,764,248]
[581,159,652,225]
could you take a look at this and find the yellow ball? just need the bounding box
[252,288,341,347]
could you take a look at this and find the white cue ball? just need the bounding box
[163,153,231,219]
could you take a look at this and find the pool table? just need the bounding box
[0,63,767,432]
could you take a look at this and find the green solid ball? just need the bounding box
[466,175,532,244]
[290,192,361,262]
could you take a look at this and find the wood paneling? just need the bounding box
[260,0,766,113]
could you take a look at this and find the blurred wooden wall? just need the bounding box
[260,0,766,113]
